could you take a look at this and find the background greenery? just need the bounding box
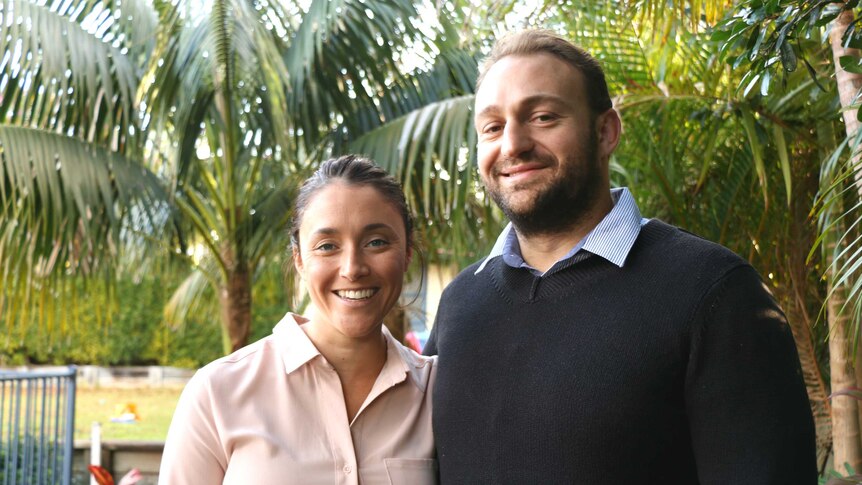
[4,0,862,475]
[0,270,284,367]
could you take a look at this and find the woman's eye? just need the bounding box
[314,243,336,252]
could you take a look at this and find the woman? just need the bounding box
[159,155,437,485]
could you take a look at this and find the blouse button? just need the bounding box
[343,464,352,474]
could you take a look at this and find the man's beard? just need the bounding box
[487,131,603,238]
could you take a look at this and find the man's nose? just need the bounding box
[340,248,369,280]
[500,122,534,158]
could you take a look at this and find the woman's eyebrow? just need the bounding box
[309,223,395,237]
[309,227,338,237]
[363,223,395,232]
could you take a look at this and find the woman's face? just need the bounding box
[294,182,411,342]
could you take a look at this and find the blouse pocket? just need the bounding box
[383,458,438,485]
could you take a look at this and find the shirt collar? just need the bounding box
[272,313,432,393]
[475,187,644,274]
[273,312,320,374]
[380,325,433,393]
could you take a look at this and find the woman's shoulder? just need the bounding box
[399,342,437,367]
[190,335,280,387]
[385,328,435,366]
[386,336,437,394]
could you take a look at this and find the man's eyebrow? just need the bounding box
[519,94,570,108]
[474,94,571,120]
[474,105,501,120]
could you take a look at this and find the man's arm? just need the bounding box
[685,264,816,484]
[422,311,439,356]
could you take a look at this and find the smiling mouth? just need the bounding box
[500,162,547,177]
[335,289,378,300]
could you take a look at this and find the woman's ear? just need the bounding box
[405,245,413,270]
[292,248,304,279]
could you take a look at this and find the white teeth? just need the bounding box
[337,289,375,300]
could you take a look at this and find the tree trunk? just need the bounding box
[829,6,862,471]
[831,7,862,196]
[774,138,834,466]
[828,271,862,472]
[782,241,833,465]
[218,261,252,354]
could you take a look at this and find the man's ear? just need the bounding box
[596,109,622,159]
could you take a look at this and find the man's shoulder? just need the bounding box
[642,220,745,260]
[443,259,488,289]
[434,258,497,308]
[636,219,751,281]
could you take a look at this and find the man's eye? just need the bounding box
[534,114,556,122]
[368,239,389,248]
[483,123,502,134]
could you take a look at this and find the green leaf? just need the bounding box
[771,124,792,205]
[739,110,768,204]
[760,68,772,96]
[779,40,798,72]
[802,57,827,92]
[840,55,862,74]
[743,72,762,97]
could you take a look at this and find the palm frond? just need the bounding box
[0,125,172,278]
[284,0,437,151]
[243,182,303,268]
[163,264,216,331]
[0,0,141,149]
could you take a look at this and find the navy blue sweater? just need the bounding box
[425,220,816,484]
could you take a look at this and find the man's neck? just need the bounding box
[515,195,613,273]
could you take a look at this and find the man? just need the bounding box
[423,30,816,483]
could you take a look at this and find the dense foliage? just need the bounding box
[0,272,285,367]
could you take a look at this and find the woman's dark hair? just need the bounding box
[290,155,414,251]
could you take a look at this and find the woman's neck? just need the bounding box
[300,318,387,422]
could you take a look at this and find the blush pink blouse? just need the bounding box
[158,313,437,485]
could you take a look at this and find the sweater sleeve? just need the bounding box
[684,264,816,484]
[158,369,227,485]
[423,312,440,357]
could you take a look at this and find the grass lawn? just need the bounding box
[75,387,182,441]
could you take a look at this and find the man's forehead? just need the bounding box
[474,56,584,115]
[474,94,572,118]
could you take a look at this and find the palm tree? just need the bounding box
[0,0,477,353]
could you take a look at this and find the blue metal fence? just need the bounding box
[0,367,76,485]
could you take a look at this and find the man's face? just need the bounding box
[474,53,612,236]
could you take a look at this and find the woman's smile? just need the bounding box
[335,288,379,300]
[294,182,411,343]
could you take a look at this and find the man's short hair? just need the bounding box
[476,30,613,114]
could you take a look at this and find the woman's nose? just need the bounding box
[340,249,369,280]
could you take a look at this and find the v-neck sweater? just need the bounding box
[425,220,816,484]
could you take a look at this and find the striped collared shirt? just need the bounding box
[475,187,648,276]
